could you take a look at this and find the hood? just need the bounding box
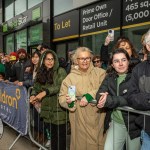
[39,49,59,71]
[70,62,94,75]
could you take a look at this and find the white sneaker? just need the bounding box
[45,139,51,148]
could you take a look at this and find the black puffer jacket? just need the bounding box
[96,73,141,139]
[11,59,31,82]
[127,60,150,136]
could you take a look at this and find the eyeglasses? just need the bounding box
[77,57,91,62]
[45,58,54,62]
[93,60,100,64]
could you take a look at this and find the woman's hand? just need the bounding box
[104,35,111,46]
[97,92,108,108]
[35,91,46,101]
[30,95,37,104]
[80,97,88,107]
[17,82,23,86]
[30,91,46,104]
[66,94,72,104]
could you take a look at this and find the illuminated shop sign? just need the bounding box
[53,10,79,42]
[2,16,28,32]
[10,16,28,29]
[32,7,41,20]
[2,6,42,33]
[80,0,121,36]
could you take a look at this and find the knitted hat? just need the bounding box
[9,52,18,61]
[17,48,27,55]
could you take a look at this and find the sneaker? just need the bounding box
[45,139,51,148]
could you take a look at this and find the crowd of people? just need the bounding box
[0,29,150,150]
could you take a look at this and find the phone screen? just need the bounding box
[68,86,76,101]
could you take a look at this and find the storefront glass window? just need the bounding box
[54,0,73,16]
[28,24,43,46]
[122,25,150,53]
[4,34,14,54]
[56,43,66,59]
[16,29,27,51]
[15,0,26,16]
[4,0,14,21]
[73,0,97,8]
[81,30,120,55]
[28,0,42,9]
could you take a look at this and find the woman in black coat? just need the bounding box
[96,48,141,150]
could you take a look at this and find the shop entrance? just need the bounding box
[55,40,79,61]
[28,45,38,55]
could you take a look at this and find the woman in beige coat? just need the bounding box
[59,47,106,150]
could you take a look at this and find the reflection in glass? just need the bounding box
[28,24,43,46]
[15,0,26,16]
[4,34,14,54]
[4,0,14,21]
[28,0,42,9]
[16,29,27,50]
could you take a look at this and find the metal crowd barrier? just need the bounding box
[27,87,71,150]
[1,82,150,150]
[27,87,48,150]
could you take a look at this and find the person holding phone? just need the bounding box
[96,48,141,150]
[59,47,106,150]
[100,30,140,69]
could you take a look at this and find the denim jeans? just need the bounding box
[141,130,150,150]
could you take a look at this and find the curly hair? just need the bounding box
[113,39,138,58]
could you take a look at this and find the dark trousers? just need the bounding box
[33,107,44,133]
[45,123,67,150]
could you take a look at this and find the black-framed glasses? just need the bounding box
[45,58,54,62]
[77,57,91,62]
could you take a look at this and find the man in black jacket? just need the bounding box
[11,48,31,84]
[127,29,150,150]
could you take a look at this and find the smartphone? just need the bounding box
[108,29,114,41]
[68,86,76,101]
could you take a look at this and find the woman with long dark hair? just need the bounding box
[30,50,67,150]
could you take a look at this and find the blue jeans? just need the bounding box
[141,130,150,150]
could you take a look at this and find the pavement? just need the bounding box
[0,124,39,150]
[0,122,70,150]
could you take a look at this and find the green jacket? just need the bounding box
[0,63,5,73]
[31,50,67,125]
